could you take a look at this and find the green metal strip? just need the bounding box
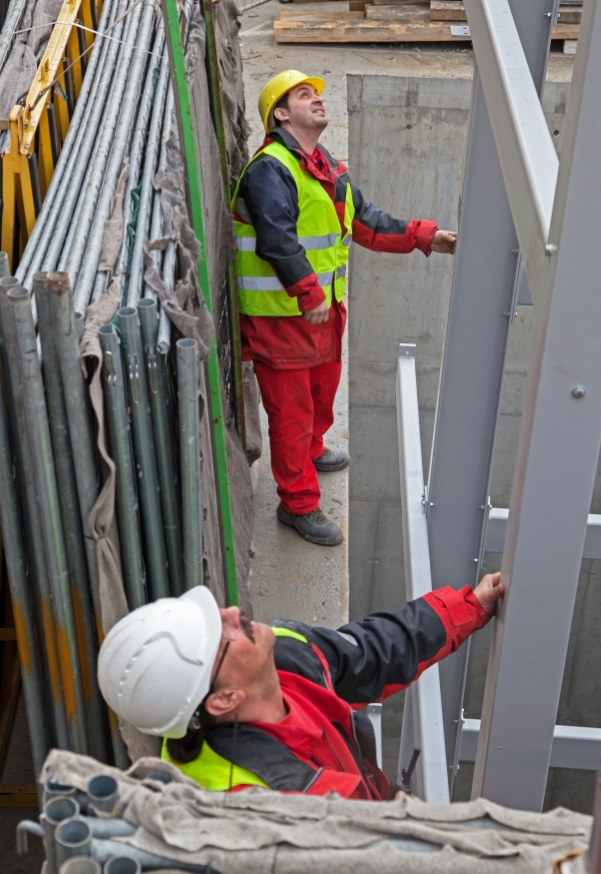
[160,0,239,606]
[201,0,247,453]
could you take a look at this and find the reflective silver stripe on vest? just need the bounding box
[341,234,352,247]
[236,237,257,251]
[238,271,335,291]
[336,265,347,280]
[298,233,340,250]
[236,234,339,253]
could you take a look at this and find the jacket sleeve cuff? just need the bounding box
[286,274,326,312]
[414,221,438,256]
[423,585,488,653]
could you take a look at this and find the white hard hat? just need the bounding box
[97,586,222,739]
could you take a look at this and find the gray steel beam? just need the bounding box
[464,0,559,308]
[425,0,555,794]
[396,345,449,804]
[486,509,601,559]
[461,720,601,772]
[472,0,601,809]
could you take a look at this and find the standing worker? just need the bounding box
[233,70,457,546]
[98,573,504,798]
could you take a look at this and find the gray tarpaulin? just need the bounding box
[0,0,64,118]
[41,750,591,874]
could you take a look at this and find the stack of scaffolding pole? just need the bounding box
[0,0,207,777]
[0,266,205,773]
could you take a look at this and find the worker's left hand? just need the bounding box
[430,230,457,254]
[473,572,505,618]
[303,300,330,324]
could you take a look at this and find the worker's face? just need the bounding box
[203,607,277,720]
[274,84,328,133]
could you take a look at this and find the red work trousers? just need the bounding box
[254,360,342,515]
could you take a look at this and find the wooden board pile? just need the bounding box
[274,0,581,45]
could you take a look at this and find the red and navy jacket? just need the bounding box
[203,585,487,800]
[236,129,438,370]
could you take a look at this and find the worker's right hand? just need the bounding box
[302,300,330,324]
[473,572,505,618]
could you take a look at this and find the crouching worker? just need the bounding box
[98,575,504,800]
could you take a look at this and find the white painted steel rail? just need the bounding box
[463,0,559,307]
[396,344,449,804]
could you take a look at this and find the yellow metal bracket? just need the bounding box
[1,0,100,270]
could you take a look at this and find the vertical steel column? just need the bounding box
[396,345,449,803]
[160,0,239,605]
[473,0,601,810]
[425,0,557,788]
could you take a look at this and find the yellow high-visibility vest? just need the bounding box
[232,141,354,317]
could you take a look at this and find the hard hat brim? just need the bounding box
[179,585,222,684]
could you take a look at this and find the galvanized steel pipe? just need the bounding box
[125,46,170,308]
[98,324,146,609]
[7,286,88,754]
[117,307,170,600]
[138,298,185,595]
[177,338,203,590]
[16,0,120,286]
[72,0,158,312]
[33,272,108,763]
[0,281,70,749]
[0,348,49,781]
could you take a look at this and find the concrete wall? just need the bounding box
[347,74,601,812]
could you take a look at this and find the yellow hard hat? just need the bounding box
[258,70,326,133]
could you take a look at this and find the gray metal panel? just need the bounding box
[472,0,601,810]
[396,344,449,804]
[348,74,471,622]
[486,509,601,560]
[425,0,555,793]
[461,720,601,772]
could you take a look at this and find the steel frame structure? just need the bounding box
[396,0,601,810]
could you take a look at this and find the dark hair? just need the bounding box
[166,703,215,764]
[272,91,290,128]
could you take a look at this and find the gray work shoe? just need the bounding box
[276,504,344,546]
[313,447,350,472]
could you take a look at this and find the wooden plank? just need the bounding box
[275,18,470,40]
[557,5,582,23]
[430,0,464,20]
[372,0,428,4]
[349,1,369,10]
[366,3,429,19]
[0,783,37,794]
[552,22,579,38]
[0,793,38,807]
[280,10,365,18]
[430,0,581,22]
[274,16,579,41]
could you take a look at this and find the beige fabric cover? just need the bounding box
[41,750,591,874]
